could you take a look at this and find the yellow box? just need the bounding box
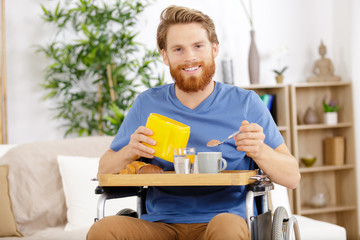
[144,113,190,162]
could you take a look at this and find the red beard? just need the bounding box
[169,59,215,93]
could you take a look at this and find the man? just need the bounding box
[87,5,300,240]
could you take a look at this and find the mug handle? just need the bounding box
[218,158,227,172]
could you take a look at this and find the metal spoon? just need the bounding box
[206,130,241,147]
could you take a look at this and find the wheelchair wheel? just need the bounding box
[271,206,288,240]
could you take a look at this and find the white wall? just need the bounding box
[6,0,354,143]
[4,0,360,229]
[6,0,62,143]
[351,0,360,232]
[140,0,347,84]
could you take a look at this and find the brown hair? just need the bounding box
[156,5,219,52]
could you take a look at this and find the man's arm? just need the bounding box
[97,126,156,176]
[235,120,301,189]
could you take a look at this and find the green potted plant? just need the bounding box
[322,96,340,124]
[273,66,288,84]
[37,0,164,136]
[272,45,289,84]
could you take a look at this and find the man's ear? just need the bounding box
[161,49,170,66]
[212,43,219,58]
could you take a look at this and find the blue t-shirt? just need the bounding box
[110,82,283,223]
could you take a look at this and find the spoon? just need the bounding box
[206,130,241,147]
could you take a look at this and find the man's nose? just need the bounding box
[183,49,197,62]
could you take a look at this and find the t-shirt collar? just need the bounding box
[169,81,220,112]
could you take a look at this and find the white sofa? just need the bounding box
[0,136,347,239]
[270,183,346,239]
[0,136,136,240]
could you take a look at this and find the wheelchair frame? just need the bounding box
[94,175,300,240]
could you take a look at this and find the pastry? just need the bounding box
[120,161,163,174]
[137,164,164,174]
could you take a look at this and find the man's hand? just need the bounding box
[127,126,156,160]
[234,120,300,189]
[234,120,265,159]
[98,126,156,175]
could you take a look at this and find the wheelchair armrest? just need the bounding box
[247,180,274,193]
[95,186,147,221]
[95,186,143,198]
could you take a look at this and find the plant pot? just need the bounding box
[324,112,338,125]
[275,75,283,84]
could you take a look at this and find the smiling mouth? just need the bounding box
[183,65,201,72]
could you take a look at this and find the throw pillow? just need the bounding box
[0,165,22,237]
[0,144,17,158]
[57,155,137,231]
[0,136,113,236]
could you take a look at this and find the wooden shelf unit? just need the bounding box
[242,82,358,238]
[290,81,358,239]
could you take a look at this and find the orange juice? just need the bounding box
[188,154,195,164]
[173,147,196,164]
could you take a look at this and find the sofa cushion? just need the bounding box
[0,165,22,237]
[0,136,113,236]
[57,155,100,231]
[57,155,137,231]
[0,144,17,158]
[295,215,346,240]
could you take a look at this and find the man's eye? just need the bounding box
[196,45,202,48]
[175,48,181,52]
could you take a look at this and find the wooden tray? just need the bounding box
[98,170,258,187]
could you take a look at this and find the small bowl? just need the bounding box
[301,156,317,167]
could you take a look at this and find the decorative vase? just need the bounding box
[221,58,234,85]
[310,193,328,208]
[248,30,260,84]
[324,112,338,125]
[303,107,319,124]
[309,180,330,208]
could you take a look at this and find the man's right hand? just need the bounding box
[98,126,156,175]
[127,126,156,160]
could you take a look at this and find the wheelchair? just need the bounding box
[94,173,300,240]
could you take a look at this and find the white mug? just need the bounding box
[197,152,227,173]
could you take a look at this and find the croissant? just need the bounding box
[120,161,147,174]
[120,161,163,174]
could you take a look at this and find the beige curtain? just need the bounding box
[0,0,7,144]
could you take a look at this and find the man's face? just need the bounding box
[161,23,219,93]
